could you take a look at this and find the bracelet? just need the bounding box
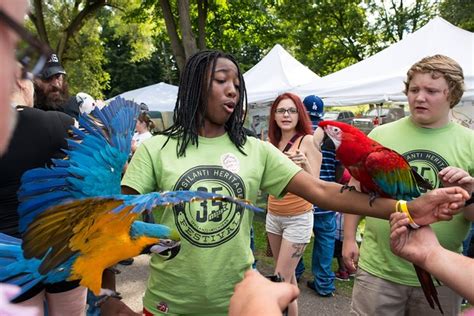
[396,200,420,229]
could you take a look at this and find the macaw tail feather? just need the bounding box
[414,264,444,314]
[0,234,46,298]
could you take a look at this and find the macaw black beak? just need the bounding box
[149,240,181,260]
[163,243,181,260]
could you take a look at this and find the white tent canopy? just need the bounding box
[244,44,320,104]
[291,17,474,107]
[108,82,178,112]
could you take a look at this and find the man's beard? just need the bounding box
[34,81,70,111]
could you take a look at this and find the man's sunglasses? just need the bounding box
[0,8,52,79]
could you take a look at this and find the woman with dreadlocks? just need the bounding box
[102,50,468,315]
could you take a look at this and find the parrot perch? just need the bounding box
[319,120,443,314]
[0,97,262,303]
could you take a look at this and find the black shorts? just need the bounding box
[12,280,81,303]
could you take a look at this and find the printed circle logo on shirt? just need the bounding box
[173,165,246,247]
[221,153,240,173]
[404,150,449,191]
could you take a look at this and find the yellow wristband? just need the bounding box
[396,200,420,229]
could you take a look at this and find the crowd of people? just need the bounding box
[0,2,473,316]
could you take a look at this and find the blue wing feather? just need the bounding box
[18,97,140,233]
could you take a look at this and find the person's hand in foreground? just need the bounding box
[0,283,39,316]
[101,297,140,316]
[389,212,439,266]
[389,212,474,303]
[229,270,299,316]
[408,186,469,225]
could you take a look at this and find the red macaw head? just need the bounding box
[318,121,365,150]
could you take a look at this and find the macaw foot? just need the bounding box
[340,184,356,193]
[368,192,378,207]
[105,266,122,274]
[94,289,122,307]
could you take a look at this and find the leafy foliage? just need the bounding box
[439,0,474,31]
[28,0,469,100]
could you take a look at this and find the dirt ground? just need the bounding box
[117,255,352,316]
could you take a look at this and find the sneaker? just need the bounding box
[306,281,335,297]
[335,270,350,281]
[317,291,335,298]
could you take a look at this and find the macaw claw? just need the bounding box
[94,289,123,306]
[368,192,378,207]
[340,184,356,193]
[105,266,122,274]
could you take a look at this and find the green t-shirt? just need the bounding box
[359,117,474,286]
[122,133,300,314]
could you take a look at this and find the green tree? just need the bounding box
[204,0,280,72]
[101,9,174,99]
[369,0,438,43]
[271,0,380,76]
[27,0,159,98]
[439,0,474,31]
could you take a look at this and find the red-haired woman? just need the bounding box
[266,92,321,316]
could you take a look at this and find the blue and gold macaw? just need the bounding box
[0,97,262,305]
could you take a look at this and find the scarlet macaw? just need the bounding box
[319,120,443,314]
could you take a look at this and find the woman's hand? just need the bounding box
[285,150,308,168]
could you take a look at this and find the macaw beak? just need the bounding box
[149,239,181,260]
[163,243,181,260]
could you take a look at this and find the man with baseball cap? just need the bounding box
[303,94,324,130]
[297,95,342,297]
[34,53,80,118]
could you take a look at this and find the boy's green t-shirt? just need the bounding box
[122,133,300,314]
[359,117,474,286]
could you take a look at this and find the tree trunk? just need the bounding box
[30,0,50,46]
[197,0,208,50]
[56,0,107,60]
[177,0,198,60]
[159,0,186,72]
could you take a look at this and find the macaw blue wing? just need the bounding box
[17,97,140,233]
[0,233,74,298]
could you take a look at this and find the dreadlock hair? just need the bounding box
[160,50,248,157]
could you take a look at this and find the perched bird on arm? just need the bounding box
[319,120,443,314]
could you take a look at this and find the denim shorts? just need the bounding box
[266,211,313,244]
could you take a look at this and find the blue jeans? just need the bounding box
[462,222,474,256]
[309,212,336,295]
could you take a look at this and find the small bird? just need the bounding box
[319,120,443,314]
[0,97,262,305]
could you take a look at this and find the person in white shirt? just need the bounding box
[131,112,155,154]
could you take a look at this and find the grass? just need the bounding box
[252,210,354,297]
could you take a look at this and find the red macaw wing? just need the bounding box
[364,147,421,200]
